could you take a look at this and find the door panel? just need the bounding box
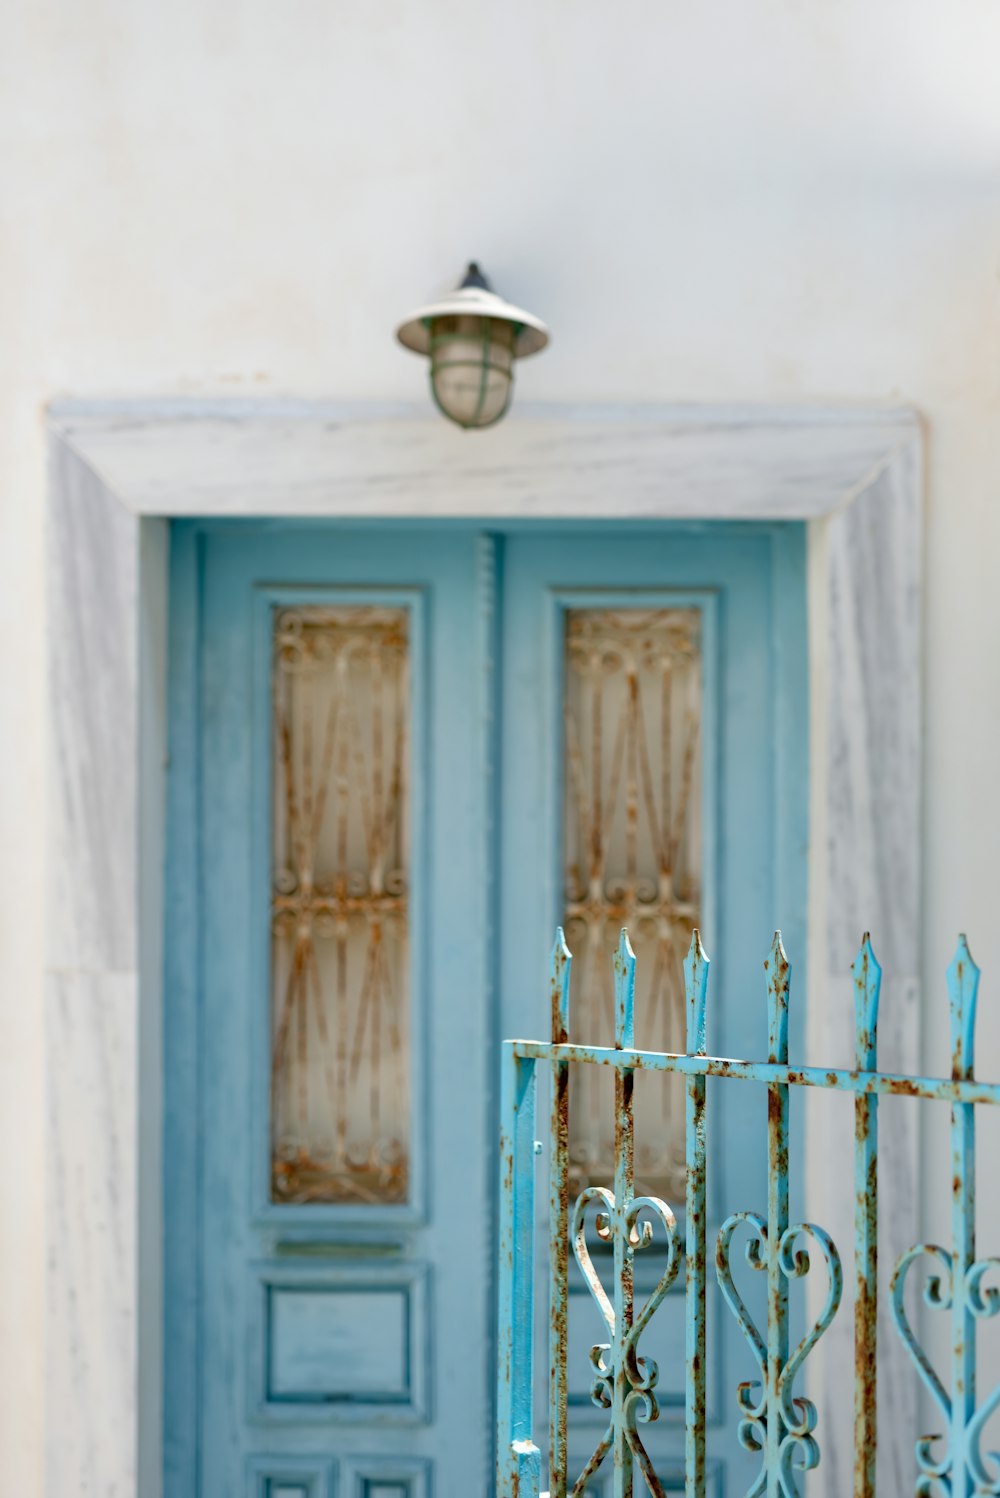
[165,520,807,1497]
[165,525,497,1497]
[498,528,807,1487]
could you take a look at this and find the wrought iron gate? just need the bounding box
[496,929,1000,1497]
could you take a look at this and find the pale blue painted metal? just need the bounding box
[497,1041,541,1495]
[852,934,881,1498]
[497,928,1000,1497]
[611,931,638,1498]
[762,933,792,1495]
[548,930,572,1498]
[948,940,978,1498]
[886,937,1000,1498]
[683,933,708,1494]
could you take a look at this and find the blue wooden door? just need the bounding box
[165,524,500,1498]
[164,520,806,1497]
[498,528,807,1493]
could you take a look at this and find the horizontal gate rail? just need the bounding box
[507,1044,1000,1106]
[496,927,1000,1498]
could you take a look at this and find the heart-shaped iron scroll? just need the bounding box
[716,1212,842,1492]
[571,1190,618,1316]
[966,1258,1000,1493]
[890,1246,1000,1495]
[570,1187,681,1496]
[623,1195,683,1396]
[776,1223,843,1477]
[715,1212,769,1453]
[889,1244,954,1490]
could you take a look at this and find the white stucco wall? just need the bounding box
[2,2,1000,1489]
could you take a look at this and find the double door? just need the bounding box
[164,521,807,1496]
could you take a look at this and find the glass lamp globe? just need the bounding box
[396,263,550,430]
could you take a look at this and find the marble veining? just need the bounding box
[46,972,137,1497]
[825,441,921,976]
[811,435,923,1493]
[47,437,139,973]
[50,400,919,521]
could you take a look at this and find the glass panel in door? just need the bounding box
[562,605,702,1202]
[270,605,411,1206]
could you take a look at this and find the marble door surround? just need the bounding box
[44,400,922,1496]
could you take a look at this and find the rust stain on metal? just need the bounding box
[497,928,998,1498]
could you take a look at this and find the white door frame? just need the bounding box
[44,399,922,1495]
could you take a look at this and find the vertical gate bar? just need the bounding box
[852,935,882,1498]
[497,1039,541,1498]
[684,932,710,1498]
[613,930,637,1498]
[947,936,980,1498]
[548,930,572,1498]
[949,1092,974,1498]
[765,934,791,1498]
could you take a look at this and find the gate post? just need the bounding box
[684,933,710,1495]
[764,934,791,1497]
[497,1040,540,1497]
[853,935,881,1496]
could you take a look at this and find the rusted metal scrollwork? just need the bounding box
[496,926,1000,1498]
[563,608,701,1202]
[270,605,410,1205]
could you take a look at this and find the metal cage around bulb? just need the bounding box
[396,263,550,430]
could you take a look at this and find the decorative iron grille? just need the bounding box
[496,928,1000,1497]
[270,605,410,1205]
[562,608,701,1201]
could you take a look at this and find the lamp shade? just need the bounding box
[396,263,549,429]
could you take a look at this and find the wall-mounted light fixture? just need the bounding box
[396,262,550,429]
